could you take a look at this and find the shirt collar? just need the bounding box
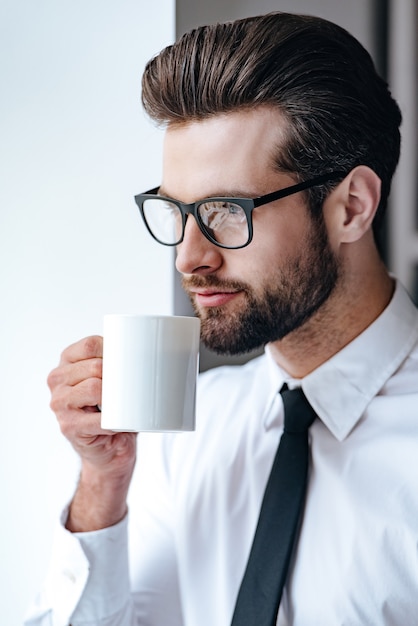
[265,281,418,441]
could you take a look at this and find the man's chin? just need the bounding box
[201,337,262,357]
[199,317,266,356]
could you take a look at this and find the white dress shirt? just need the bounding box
[25,281,418,626]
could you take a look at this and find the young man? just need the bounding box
[26,12,418,626]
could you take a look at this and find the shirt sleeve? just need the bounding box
[24,510,134,626]
[24,433,186,626]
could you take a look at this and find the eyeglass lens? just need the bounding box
[142,198,249,248]
[142,198,183,244]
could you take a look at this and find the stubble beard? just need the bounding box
[183,215,341,356]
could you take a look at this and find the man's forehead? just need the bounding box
[162,106,288,176]
[160,109,294,203]
[164,105,287,137]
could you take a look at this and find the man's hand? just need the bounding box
[48,336,137,532]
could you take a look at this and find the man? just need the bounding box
[26,11,418,626]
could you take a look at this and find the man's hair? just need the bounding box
[141,12,402,233]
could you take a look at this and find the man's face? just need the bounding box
[162,107,340,355]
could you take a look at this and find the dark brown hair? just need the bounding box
[141,12,402,231]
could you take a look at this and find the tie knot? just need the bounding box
[280,385,317,433]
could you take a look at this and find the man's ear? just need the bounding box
[336,165,381,243]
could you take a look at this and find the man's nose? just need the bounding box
[175,215,223,276]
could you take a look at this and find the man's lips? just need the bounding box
[188,288,242,308]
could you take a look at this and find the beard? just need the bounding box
[182,214,341,356]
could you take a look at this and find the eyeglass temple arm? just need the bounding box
[253,171,347,208]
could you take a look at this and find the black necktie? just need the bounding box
[231,385,317,626]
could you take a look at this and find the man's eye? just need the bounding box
[199,203,228,227]
[198,202,246,232]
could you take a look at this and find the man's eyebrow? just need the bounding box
[156,187,260,201]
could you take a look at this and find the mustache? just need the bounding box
[182,274,250,293]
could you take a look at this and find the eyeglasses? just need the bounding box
[134,171,346,250]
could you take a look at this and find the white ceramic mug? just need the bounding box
[101,314,200,432]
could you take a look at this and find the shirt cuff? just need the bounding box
[44,507,131,624]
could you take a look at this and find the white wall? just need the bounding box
[0,1,174,622]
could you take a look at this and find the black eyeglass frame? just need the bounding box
[134,170,347,250]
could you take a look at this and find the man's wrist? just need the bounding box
[65,465,132,532]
